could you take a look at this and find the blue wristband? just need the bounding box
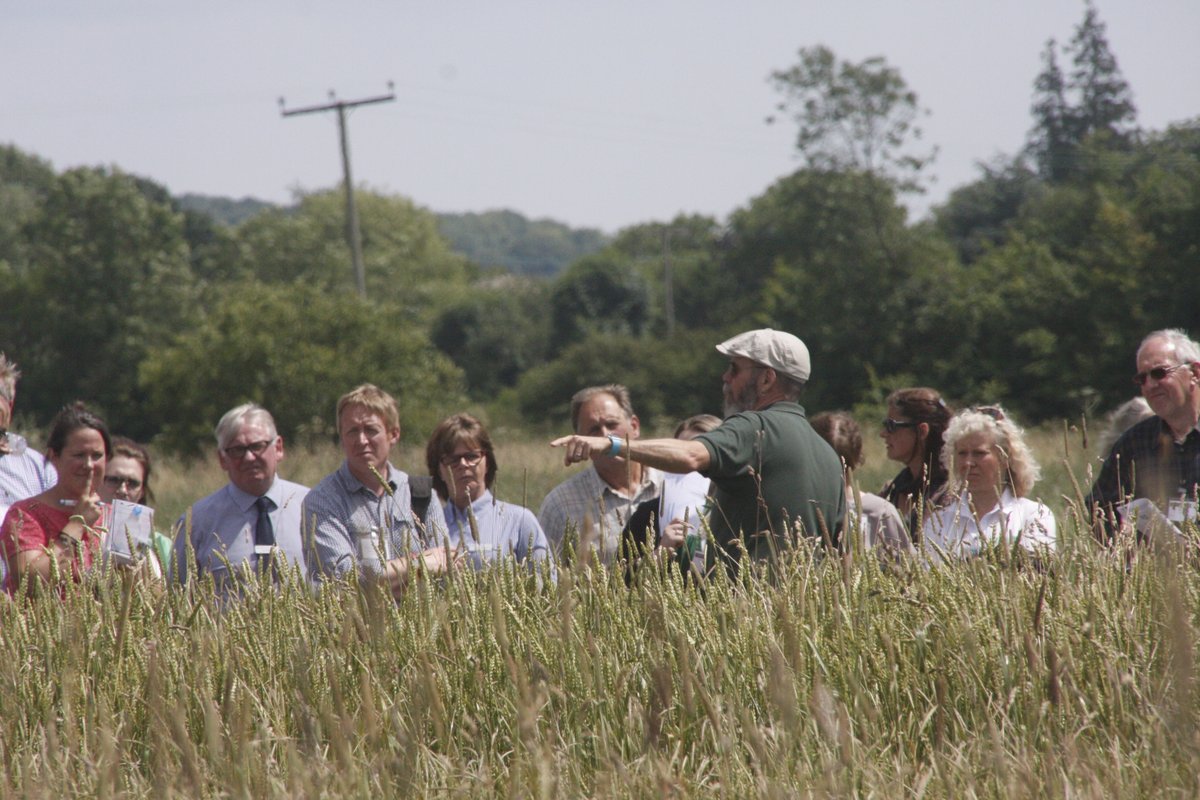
[607,434,623,456]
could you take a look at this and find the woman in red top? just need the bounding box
[1,403,111,596]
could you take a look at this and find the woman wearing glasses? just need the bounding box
[425,413,555,579]
[879,387,953,537]
[921,406,1056,562]
[98,436,174,577]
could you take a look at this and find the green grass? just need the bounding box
[1,423,1196,797]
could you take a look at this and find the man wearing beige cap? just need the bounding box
[551,328,845,574]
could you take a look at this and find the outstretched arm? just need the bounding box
[550,434,710,475]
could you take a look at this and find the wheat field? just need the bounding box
[1,422,1195,797]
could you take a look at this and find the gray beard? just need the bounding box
[723,384,758,417]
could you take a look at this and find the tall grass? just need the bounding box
[1,424,1196,796]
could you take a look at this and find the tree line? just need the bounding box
[1,2,1196,453]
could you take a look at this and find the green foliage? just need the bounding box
[1028,3,1137,181]
[514,332,723,431]
[436,209,608,277]
[0,145,55,270]
[176,192,279,226]
[1067,1,1137,146]
[548,253,651,354]
[934,158,1045,264]
[430,277,552,398]
[0,166,199,440]
[606,215,724,334]
[139,280,465,453]
[749,170,921,410]
[1030,38,1074,181]
[769,45,935,193]
[232,189,476,321]
[901,235,1089,419]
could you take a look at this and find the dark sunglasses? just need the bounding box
[103,475,143,491]
[881,418,918,433]
[223,438,276,460]
[1132,363,1187,387]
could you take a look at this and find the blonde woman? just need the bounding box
[922,406,1055,562]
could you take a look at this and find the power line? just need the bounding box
[280,84,395,298]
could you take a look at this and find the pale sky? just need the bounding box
[5,1,1198,233]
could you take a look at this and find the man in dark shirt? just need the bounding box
[1087,328,1200,542]
[550,328,845,574]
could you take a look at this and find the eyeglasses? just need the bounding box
[881,418,918,433]
[1133,364,1187,387]
[440,450,484,468]
[103,475,143,491]
[223,438,276,460]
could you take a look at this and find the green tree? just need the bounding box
[899,235,1088,420]
[0,146,56,272]
[4,167,198,438]
[1131,120,1200,328]
[1029,39,1074,181]
[768,45,935,194]
[514,332,724,431]
[768,47,934,273]
[548,253,651,354]
[605,215,723,334]
[1067,1,1137,147]
[1028,3,1137,183]
[435,209,608,277]
[934,157,1044,264]
[140,280,465,454]
[233,189,475,321]
[742,170,941,411]
[430,277,552,397]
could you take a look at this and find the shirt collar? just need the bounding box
[588,463,661,497]
[954,488,1017,518]
[226,476,280,513]
[446,489,495,523]
[337,460,404,495]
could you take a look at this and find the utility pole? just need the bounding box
[280,84,395,298]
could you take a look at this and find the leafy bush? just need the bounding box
[139,280,465,453]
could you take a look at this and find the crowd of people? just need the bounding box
[1,324,1197,599]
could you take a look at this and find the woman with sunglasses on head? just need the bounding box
[1,402,109,596]
[921,406,1056,563]
[879,387,954,537]
[97,436,174,578]
[425,413,555,580]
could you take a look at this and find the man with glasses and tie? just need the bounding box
[173,403,309,588]
[1087,328,1200,543]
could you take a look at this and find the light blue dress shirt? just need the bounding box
[442,490,556,581]
[303,462,448,584]
[174,476,309,587]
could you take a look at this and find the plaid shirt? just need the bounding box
[0,434,56,508]
[302,461,447,583]
[1087,415,1200,528]
[538,464,662,564]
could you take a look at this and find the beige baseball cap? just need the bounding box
[716,328,811,382]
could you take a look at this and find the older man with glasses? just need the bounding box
[173,403,309,588]
[1087,328,1200,543]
